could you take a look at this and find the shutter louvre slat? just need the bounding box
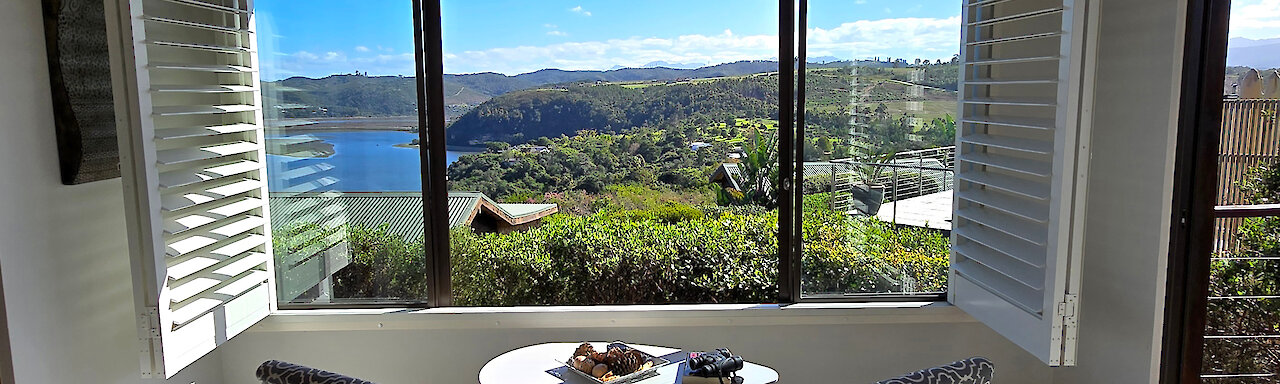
[953,225,1046,268]
[955,206,1048,246]
[146,40,252,53]
[966,7,1064,27]
[958,152,1052,177]
[962,115,1056,130]
[154,124,259,140]
[966,55,1060,66]
[954,242,1045,291]
[956,172,1050,201]
[961,134,1054,154]
[967,31,1061,46]
[142,15,250,34]
[152,85,257,93]
[158,160,260,189]
[957,189,1049,223]
[149,63,255,73]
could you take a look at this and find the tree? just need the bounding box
[719,130,778,208]
[485,141,511,153]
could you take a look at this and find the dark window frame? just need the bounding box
[281,0,952,309]
[1159,0,1230,382]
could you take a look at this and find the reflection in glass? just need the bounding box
[800,1,960,297]
[257,1,427,304]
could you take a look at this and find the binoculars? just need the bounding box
[687,348,745,378]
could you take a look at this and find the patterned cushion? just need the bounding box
[875,357,994,384]
[256,360,376,384]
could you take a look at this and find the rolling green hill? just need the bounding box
[446,63,959,145]
[445,74,779,145]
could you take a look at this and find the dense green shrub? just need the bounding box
[330,224,428,299]
[321,196,950,305]
[801,193,949,294]
[450,209,779,305]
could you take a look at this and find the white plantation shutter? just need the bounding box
[950,0,1095,366]
[109,0,274,378]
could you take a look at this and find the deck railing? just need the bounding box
[828,146,956,214]
[1201,204,1280,382]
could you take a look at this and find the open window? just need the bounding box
[102,0,1105,376]
[948,0,1096,366]
[110,0,273,377]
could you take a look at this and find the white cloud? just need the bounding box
[569,5,592,16]
[261,49,415,80]
[355,45,370,52]
[547,30,569,37]
[807,16,961,58]
[445,29,776,74]
[1231,0,1280,39]
[442,16,960,75]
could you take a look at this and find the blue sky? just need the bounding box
[1230,0,1280,41]
[256,0,1280,80]
[256,0,962,79]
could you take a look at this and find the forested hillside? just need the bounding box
[446,75,779,145]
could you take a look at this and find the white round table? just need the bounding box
[478,342,778,384]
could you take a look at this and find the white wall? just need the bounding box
[219,307,1053,383]
[1053,0,1186,383]
[0,2,222,383]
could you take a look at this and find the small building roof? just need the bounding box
[270,191,558,240]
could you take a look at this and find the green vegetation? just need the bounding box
[447,126,737,198]
[446,76,778,145]
[303,191,947,305]
[1204,161,1280,376]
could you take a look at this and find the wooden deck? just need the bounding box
[875,190,953,231]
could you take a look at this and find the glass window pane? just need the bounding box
[800,0,960,298]
[442,0,780,305]
[257,1,429,305]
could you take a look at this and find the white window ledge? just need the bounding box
[254,302,975,332]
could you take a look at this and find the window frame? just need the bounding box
[275,0,952,310]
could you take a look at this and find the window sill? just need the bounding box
[253,301,973,332]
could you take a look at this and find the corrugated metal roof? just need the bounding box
[269,192,557,241]
[447,193,480,228]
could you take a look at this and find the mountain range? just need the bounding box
[261,58,931,119]
[1228,37,1280,70]
[263,60,781,118]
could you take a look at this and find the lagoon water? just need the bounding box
[266,130,476,192]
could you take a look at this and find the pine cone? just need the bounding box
[573,343,596,358]
[589,350,609,362]
[612,350,644,375]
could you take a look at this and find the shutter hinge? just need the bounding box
[1056,294,1080,365]
[138,307,162,378]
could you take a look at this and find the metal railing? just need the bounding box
[1201,204,1280,381]
[827,146,956,214]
